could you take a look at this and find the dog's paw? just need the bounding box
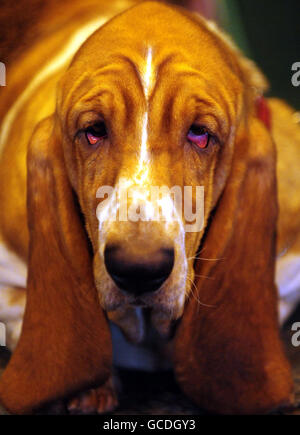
[67,376,119,414]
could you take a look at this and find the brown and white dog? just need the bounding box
[0,0,299,414]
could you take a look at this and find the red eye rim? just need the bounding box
[85,122,107,146]
[187,125,210,149]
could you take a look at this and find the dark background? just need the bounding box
[238,0,300,109]
[185,0,300,109]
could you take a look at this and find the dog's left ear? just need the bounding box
[174,115,294,414]
[0,116,112,414]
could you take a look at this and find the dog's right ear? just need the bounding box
[173,115,293,414]
[0,116,112,414]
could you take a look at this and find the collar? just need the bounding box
[255,95,271,130]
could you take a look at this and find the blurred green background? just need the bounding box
[219,0,300,109]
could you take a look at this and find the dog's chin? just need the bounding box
[101,284,181,313]
[97,282,185,340]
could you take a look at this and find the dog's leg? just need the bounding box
[66,307,173,415]
[67,372,119,414]
[65,307,143,415]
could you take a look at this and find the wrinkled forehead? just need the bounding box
[59,3,242,113]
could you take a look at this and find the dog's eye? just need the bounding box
[85,122,107,145]
[187,125,210,149]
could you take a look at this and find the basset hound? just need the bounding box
[0,0,299,414]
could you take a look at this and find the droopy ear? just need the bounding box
[0,116,112,414]
[174,116,294,414]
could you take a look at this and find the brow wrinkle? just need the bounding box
[115,54,145,97]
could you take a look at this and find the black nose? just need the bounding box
[104,245,174,295]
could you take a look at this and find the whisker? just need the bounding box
[186,276,216,308]
[196,246,207,256]
[185,277,200,313]
[187,256,224,262]
[187,278,208,312]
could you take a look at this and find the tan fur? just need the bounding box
[0,1,298,414]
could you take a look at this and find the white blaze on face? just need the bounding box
[96,46,183,242]
[142,46,153,100]
[96,47,181,231]
[95,48,188,312]
[134,111,149,186]
[128,47,154,219]
[134,47,153,185]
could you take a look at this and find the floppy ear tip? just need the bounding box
[173,352,294,414]
[0,343,112,414]
[0,111,113,414]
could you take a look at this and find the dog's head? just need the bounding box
[53,2,266,333]
[1,2,293,415]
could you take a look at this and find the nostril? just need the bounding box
[104,245,174,295]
